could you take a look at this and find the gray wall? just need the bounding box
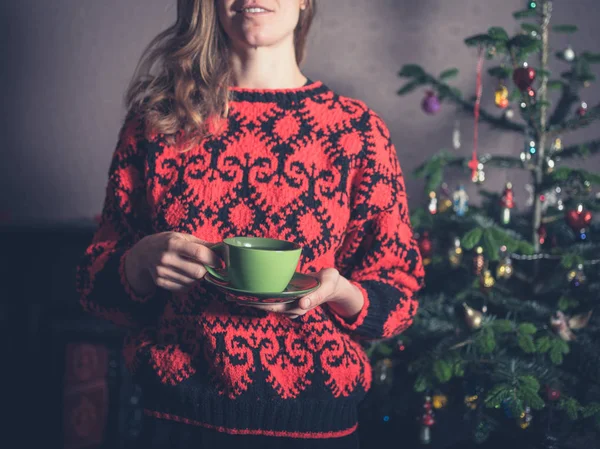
[2,0,599,224]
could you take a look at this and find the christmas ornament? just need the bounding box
[468,152,485,183]
[452,120,461,150]
[373,358,393,386]
[542,186,564,212]
[577,101,588,117]
[494,84,510,109]
[448,237,463,268]
[513,65,536,91]
[464,392,479,410]
[473,246,485,275]
[418,231,433,265]
[496,248,514,279]
[551,309,593,341]
[546,385,561,401]
[502,398,514,418]
[565,204,592,236]
[420,396,435,445]
[500,181,514,225]
[525,184,535,207]
[538,224,547,245]
[551,137,562,153]
[453,185,469,217]
[563,45,575,62]
[504,108,515,120]
[419,425,432,445]
[428,191,438,215]
[422,91,441,115]
[518,406,533,429]
[432,394,448,409]
[463,302,484,329]
[469,46,485,188]
[528,1,537,9]
[566,263,586,288]
[438,183,453,213]
[526,86,536,101]
[545,157,555,173]
[480,269,495,291]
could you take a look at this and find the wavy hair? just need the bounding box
[125,0,317,150]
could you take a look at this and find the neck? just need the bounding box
[229,39,306,90]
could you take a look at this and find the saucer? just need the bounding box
[205,272,320,305]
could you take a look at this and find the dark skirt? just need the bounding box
[137,414,360,449]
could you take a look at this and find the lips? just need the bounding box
[235,2,273,13]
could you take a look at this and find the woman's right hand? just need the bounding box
[124,232,221,296]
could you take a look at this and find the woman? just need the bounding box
[76,0,424,448]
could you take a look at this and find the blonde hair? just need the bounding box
[125,0,317,149]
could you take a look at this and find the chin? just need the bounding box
[237,29,285,49]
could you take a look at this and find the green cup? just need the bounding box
[205,237,302,293]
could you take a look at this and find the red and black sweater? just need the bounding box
[76,80,424,441]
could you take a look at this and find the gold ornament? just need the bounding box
[464,394,479,410]
[480,269,496,291]
[463,303,484,329]
[473,246,485,275]
[494,84,509,109]
[439,198,453,214]
[551,137,562,153]
[496,256,513,280]
[518,407,533,429]
[448,237,463,268]
[433,394,448,409]
[567,263,586,286]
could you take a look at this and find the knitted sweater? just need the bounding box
[76,80,424,442]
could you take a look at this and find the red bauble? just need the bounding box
[498,98,509,109]
[422,415,435,427]
[500,183,515,209]
[566,207,593,232]
[424,402,432,411]
[546,386,561,401]
[418,231,433,258]
[538,225,547,245]
[527,87,536,98]
[513,66,536,90]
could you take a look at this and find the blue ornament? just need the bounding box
[453,185,469,217]
[502,398,513,418]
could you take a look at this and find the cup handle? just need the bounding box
[204,242,228,282]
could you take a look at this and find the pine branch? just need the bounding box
[548,103,600,137]
[548,83,579,126]
[428,78,526,133]
[556,139,600,159]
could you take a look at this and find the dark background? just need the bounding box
[1,1,599,449]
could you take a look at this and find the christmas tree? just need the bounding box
[364,1,600,447]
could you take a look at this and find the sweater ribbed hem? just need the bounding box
[142,383,358,439]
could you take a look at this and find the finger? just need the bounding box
[170,239,220,267]
[299,269,339,310]
[154,277,188,292]
[162,255,208,280]
[155,266,197,286]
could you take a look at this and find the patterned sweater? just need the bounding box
[76,80,424,442]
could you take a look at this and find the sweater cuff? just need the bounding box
[119,249,155,303]
[328,281,390,339]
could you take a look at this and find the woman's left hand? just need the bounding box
[244,268,365,320]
